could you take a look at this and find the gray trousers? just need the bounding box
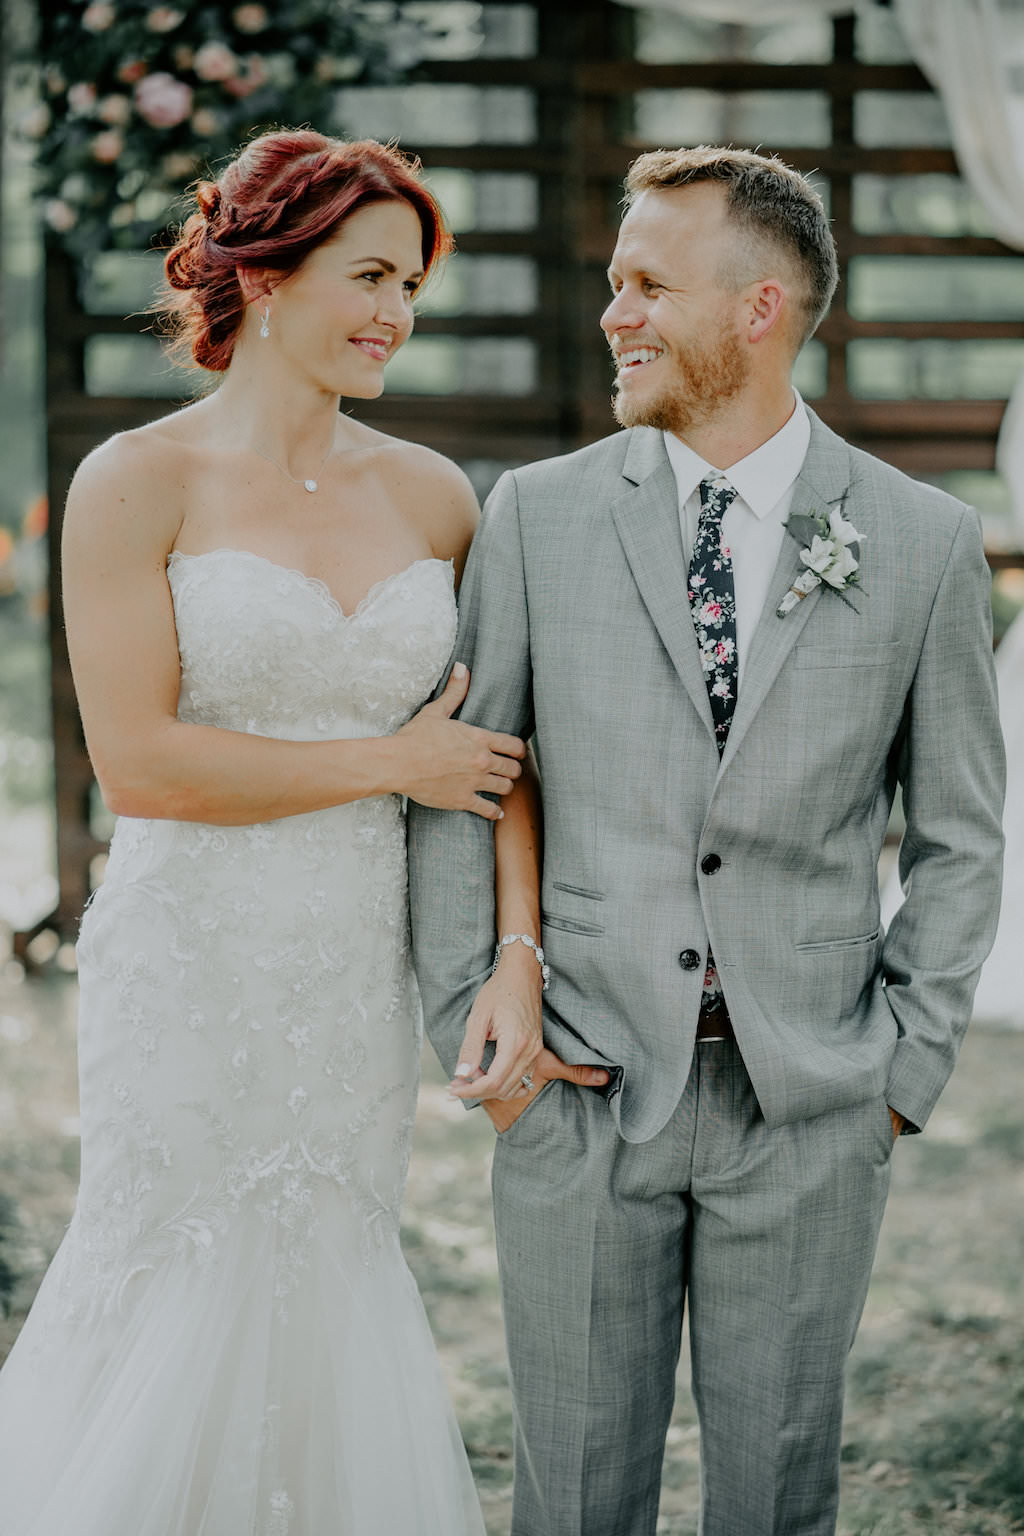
[491,1041,894,1536]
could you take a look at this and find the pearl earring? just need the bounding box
[259,304,270,340]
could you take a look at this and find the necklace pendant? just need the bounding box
[304,479,318,493]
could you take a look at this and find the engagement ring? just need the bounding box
[521,1073,534,1090]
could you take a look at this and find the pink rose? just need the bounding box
[82,2,115,30]
[117,59,148,84]
[67,81,97,114]
[92,129,124,164]
[134,72,193,129]
[233,4,268,32]
[223,54,268,98]
[146,6,185,31]
[193,41,239,82]
[97,93,132,125]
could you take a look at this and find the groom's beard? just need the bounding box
[611,324,749,436]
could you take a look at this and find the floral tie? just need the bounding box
[688,473,738,1027]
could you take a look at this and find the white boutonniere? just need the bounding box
[776,502,866,618]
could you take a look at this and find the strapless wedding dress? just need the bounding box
[0,549,486,1535]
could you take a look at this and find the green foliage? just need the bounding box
[15,0,414,257]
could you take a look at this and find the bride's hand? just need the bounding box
[396,664,525,821]
[448,943,545,1103]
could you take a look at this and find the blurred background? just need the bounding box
[1,4,1023,1532]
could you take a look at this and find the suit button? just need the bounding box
[678,949,701,971]
[701,854,722,875]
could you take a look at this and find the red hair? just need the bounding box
[162,129,452,372]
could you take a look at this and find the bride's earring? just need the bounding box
[259,304,270,340]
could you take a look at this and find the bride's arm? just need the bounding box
[446,749,545,1100]
[447,750,611,1118]
[62,438,523,826]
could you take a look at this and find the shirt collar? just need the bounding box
[663,390,811,521]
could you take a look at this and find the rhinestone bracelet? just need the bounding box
[492,932,551,991]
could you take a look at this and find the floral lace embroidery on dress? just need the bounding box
[0,551,486,1536]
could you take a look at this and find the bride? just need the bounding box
[0,129,548,1535]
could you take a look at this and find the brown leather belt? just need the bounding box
[696,993,735,1041]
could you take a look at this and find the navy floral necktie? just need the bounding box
[688,474,739,753]
[687,473,739,1028]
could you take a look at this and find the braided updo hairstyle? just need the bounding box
[163,130,452,372]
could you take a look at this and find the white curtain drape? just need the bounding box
[895,0,1024,538]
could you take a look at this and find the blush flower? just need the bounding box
[135,72,193,128]
[117,59,148,84]
[145,6,185,30]
[193,41,239,81]
[224,54,268,97]
[82,2,115,30]
[97,93,132,125]
[91,129,124,163]
[67,82,98,115]
[233,3,269,32]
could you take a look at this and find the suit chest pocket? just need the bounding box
[791,640,901,670]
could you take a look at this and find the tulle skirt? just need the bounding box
[0,1193,485,1536]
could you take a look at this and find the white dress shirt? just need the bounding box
[663,392,811,687]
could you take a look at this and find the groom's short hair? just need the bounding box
[623,145,838,345]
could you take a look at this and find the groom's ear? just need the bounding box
[744,277,788,346]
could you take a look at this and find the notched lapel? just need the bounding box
[610,431,717,743]
[720,418,856,773]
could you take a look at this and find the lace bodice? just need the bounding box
[167,548,457,739]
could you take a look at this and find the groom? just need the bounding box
[408,146,1005,1535]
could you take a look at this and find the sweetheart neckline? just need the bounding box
[166,547,454,623]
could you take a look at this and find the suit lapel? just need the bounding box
[719,412,855,774]
[610,429,717,745]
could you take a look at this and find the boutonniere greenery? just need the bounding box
[776,503,866,618]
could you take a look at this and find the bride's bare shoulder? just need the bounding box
[362,428,479,561]
[65,401,212,553]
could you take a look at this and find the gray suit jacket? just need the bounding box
[408,411,1006,1143]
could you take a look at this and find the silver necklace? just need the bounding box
[252,442,333,494]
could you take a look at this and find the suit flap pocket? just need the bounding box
[551,881,606,902]
[542,911,605,936]
[795,927,880,954]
